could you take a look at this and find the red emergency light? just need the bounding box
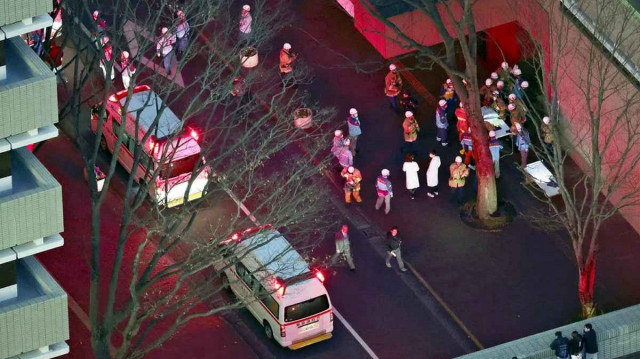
[273,277,286,296]
[314,270,325,283]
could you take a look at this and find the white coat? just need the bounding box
[403,161,420,190]
[426,155,441,187]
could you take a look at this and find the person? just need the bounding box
[488,130,503,178]
[347,108,361,156]
[541,116,554,153]
[331,130,347,156]
[479,78,494,105]
[512,123,530,167]
[92,10,107,48]
[239,5,252,42]
[550,331,570,359]
[426,150,441,198]
[399,90,418,114]
[279,43,296,74]
[99,36,114,81]
[582,323,598,359]
[496,61,512,83]
[403,154,420,199]
[332,224,355,271]
[375,169,393,214]
[385,226,406,271]
[436,100,449,147]
[385,64,402,111]
[120,51,136,89]
[44,41,67,83]
[455,102,468,154]
[175,10,190,60]
[439,78,457,117]
[335,139,353,169]
[402,111,420,154]
[460,127,475,169]
[156,27,176,75]
[449,156,469,204]
[341,166,363,205]
[568,331,583,359]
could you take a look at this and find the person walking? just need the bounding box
[403,154,420,199]
[512,123,530,167]
[385,226,406,271]
[239,5,252,42]
[279,43,297,74]
[332,224,356,271]
[99,36,115,81]
[341,166,363,205]
[568,331,583,359]
[156,27,176,75]
[375,169,393,214]
[175,10,190,61]
[402,111,420,154]
[120,51,136,89]
[550,331,570,359]
[488,130,503,178]
[449,156,469,204]
[582,324,598,359]
[541,116,554,153]
[426,150,441,198]
[385,64,402,111]
[347,108,361,156]
[436,99,449,146]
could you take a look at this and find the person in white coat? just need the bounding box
[403,153,420,199]
[426,149,441,198]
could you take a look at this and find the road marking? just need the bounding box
[333,309,380,359]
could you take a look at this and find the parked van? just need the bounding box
[216,225,334,349]
[91,85,208,207]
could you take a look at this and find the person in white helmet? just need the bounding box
[92,11,107,48]
[341,166,363,205]
[440,78,458,117]
[488,130,503,178]
[120,51,136,89]
[100,36,114,81]
[385,64,402,111]
[156,27,176,75]
[479,78,495,105]
[541,116,554,152]
[174,10,190,60]
[239,5,252,42]
[375,169,393,214]
[335,138,353,169]
[496,61,511,81]
[279,43,297,74]
[332,129,346,156]
[511,122,530,167]
[436,99,449,146]
[402,111,420,154]
[347,108,361,156]
[449,156,469,204]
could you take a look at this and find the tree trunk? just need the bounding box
[466,98,498,220]
[578,255,597,318]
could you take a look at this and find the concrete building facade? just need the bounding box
[0,0,69,358]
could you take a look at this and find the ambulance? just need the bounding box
[91,85,209,207]
[216,225,334,349]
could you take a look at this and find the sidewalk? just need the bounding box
[281,0,640,349]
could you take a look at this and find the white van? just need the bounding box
[91,85,209,207]
[216,226,334,350]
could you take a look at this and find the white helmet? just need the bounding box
[492,90,499,96]
[438,99,447,107]
[513,68,522,76]
[161,27,168,35]
[485,79,493,86]
[381,169,390,176]
[334,130,343,137]
[497,80,504,88]
[515,123,522,130]
[348,166,355,173]
[283,43,292,50]
[543,116,550,124]
[242,4,251,11]
[490,72,498,80]
[455,156,462,163]
[389,64,397,71]
[349,108,358,115]
[101,36,109,45]
[501,61,509,70]
[459,102,464,108]
[177,10,185,17]
[93,10,99,18]
[446,78,452,84]
[508,103,516,111]
[508,93,516,101]
[121,51,130,59]
[405,111,414,118]
[521,81,529,89]
[489,130,496,137]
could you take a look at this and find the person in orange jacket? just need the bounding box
[279,43,296,74]
[341,166,363,205]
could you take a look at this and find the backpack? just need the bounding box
[557,338,569,358]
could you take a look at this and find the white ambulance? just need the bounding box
[91,85,209,207]
[216,225,334,350]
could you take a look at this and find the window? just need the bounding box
[159,153,199,180]
[111,118,130,152]
[258,284,279,318]
[284,295,329,322]
[236,263,255,289]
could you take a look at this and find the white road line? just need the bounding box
[333,309,380,359]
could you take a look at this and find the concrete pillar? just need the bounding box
[0,152,11,196]
[0,40,6,81]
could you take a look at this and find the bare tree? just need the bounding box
[356,0,499,221]
[519,0,640,317]
[57,0,336,357]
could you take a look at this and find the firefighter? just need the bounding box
[156,27,176,75]
[347,108,361,156]
[449,156,469,204]
[479,78,494,106]
[496,61,512,83]
[455,102,469,144]
[436,99,449,147]
[279,43,296,74]
[460,127,475,169]
[341,166,363,205]
[402,111,420,154]
[120,51,136,89]
[99,36,114,81]
[439,78,457,117]
[541,116,554,153]
[385,64,402,111]
[175,10,190,60]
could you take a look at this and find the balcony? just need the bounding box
[0,148,63,251]
[0,257,69,359]
[0,37,58,145]
[0,0,52,28]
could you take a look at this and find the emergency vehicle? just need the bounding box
[216,225,334,349]
[91,85,209,207]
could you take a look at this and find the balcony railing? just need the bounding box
[0,0,52,27]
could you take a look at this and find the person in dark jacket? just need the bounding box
[385,226,406,272]
[582,323,598,359]
[550,331,569,359]
[568,331,583,359]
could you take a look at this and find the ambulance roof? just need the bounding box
[239,230,310,280]
[121,91,181,138]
